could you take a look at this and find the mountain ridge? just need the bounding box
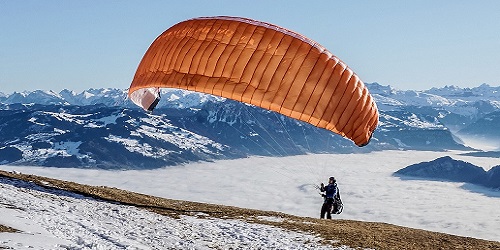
[0,83,498,168]
[394,156,500,189]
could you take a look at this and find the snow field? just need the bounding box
[0,177,346,249]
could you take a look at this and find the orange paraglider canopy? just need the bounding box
[128,16,378,146]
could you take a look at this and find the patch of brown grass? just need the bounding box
[1,169,499,249]
[0,224,19,233]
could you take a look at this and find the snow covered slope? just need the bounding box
[0,100,469,168]
[0,175,341,249]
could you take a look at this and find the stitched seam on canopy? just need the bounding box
[306,57,340,126]
[280,45,315,115]
[247,28,280,104]
[318,63,348,131]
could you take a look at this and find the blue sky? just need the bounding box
[1,1,499,93]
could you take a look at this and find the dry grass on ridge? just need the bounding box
[1,169,499,250]
[0,224,18,233]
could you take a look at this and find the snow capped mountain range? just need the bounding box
[0,88,223,109]
[370,83,500,114]
[0,83,499,168]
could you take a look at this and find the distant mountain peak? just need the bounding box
[394,156,500,188]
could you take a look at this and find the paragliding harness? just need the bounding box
[331,190,343,214]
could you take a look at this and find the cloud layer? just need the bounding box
[2,150,499,241]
